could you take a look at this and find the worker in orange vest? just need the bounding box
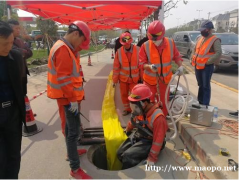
[139,20,184,116]
[113,32,141,116]
[192,20,222,105]
[47,21,91,179]
[117,84,168,169]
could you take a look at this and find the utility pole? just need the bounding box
[177,18,181,31]
[208,12,211,20]
[197,9,203,20]
[197,9,203,29]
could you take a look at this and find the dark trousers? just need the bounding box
[64,105,81,171]
[117,133,152,169]
[0,103,22,179]
[195,64,214,105]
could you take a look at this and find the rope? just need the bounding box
[218,119,238,135]
[29,90,47,102]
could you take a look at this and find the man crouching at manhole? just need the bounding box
[117,84,168,169]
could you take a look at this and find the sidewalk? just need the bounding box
[177,63,238,179]
[21,49,238,179]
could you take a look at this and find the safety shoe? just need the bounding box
[66,149,87,161]
[229,111,238,118]
[70,168,92,179]
[122,110,131,116]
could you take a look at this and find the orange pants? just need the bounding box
[57,101,66,136]
[120,81,137,112]
[144,81,169,116]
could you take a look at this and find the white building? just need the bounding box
[229,9,238,31]
[211,13,230,31]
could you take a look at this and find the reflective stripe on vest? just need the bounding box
[192,35,217,69]
[47,40,84,100]
[149,109,163,129]
[117,45,140,83]
[144,38,173,84]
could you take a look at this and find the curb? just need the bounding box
[182,62,238,94]
[29,47,106,74]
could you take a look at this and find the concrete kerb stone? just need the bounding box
[182,62,238,93]
[28,46,106,74]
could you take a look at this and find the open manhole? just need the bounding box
[88,144,138,171]
[88,144,108,170]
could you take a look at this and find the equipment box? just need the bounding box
[190,105,214,127]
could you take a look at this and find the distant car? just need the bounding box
[30,30,43,41]
[109,38,116,49]
[57,30,67,38]
[172,31,201,59]
[190,33,238,72]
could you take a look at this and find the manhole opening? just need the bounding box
[92,144,108,170]
[89,144,138,171]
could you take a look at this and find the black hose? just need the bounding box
[83,132,104,137]
[78,137,105,145]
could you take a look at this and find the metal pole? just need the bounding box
[197,9,203,29]
[159,2,164,24]
[7,4,11,20]
[177,18,181,31]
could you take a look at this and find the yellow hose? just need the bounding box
[102,71,127,170]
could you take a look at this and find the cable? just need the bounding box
[165,69,190,141]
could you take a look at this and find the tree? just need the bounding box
[216,27,226,33]
[36,17,58,52]
[0,2,19,21]
[0,1,7,19]
[141,0,188,33]
[36,17,58,37]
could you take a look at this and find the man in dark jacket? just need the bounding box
[0,21,26,179]
[8,19,33,95]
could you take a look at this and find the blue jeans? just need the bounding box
[64,105,81,171]
[195,64,214,105]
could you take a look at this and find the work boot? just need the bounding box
[66,149,87,161]
[70,168,92,179]
[122,110,131,116]
[229,111,238,118]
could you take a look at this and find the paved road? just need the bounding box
[182,57,238,90]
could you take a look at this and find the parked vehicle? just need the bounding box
[57,30,67,38]
[189,33,238,72]
[30,30,43,41]
[213,33,238,72]
[172,31,200,59]
[109,38,117,49]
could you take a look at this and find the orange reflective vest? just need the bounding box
[143,38,174,85]
[47,40,84,101]
[192,35,218,69]
[114,45,140,83]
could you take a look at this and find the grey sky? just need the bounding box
[17,0,238,30]
[164,0,238,29]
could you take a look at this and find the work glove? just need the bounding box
[177,66,184,76]
[124,129,132,136]
[68,102,79,114]
[113,83,117,88]
[150,64,158,72]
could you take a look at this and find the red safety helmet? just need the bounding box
[119,32,133,45]
[147,20,165,41]
[70,21,91,50]
[128,84,152,102]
